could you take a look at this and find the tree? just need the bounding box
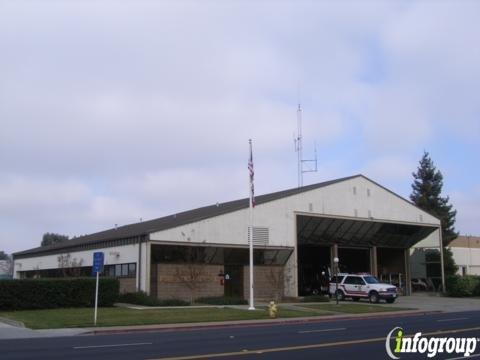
[410,152,459,282]
[265,267,284,302]
[57,253,84,277]
[0,252,13,277]
[172,247,209,304]
[442,247,458,277]
[410,151,458,246]
[41,233,69,247]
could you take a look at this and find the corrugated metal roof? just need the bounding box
[14,175,360,258]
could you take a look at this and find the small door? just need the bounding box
[224,265,244,298]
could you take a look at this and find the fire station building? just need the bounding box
[12,175,445,301]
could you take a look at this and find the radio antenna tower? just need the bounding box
[294,102,318,188]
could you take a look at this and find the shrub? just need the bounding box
[301,295,330,303]
[195,296,248,305]
[0,278,119,310]
[118,292,189,307]
[118,291,160,306]
[446,275,480,297]
[158,298,190,307]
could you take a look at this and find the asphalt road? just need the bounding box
[2,311,480,360]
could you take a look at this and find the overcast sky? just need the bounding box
[1,0,479,254]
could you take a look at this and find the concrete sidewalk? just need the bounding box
[388,293,480,312]
[0,320,88,340]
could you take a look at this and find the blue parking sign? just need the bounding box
[92,252,104,274]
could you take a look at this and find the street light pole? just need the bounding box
[334,257,339,305]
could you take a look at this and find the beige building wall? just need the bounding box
[449,235,480,276]
[119,278,136,294]
[154,263,224,301]
[243,265,284,301]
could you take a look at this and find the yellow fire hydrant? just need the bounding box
[268,301,278,318]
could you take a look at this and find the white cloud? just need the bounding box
[0,1,479,252]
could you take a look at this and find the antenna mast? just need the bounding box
[294,102,317,188]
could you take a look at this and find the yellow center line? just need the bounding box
[148,326,480,360]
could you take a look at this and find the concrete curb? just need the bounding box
[85,309,440,336]
[0,317,25,328]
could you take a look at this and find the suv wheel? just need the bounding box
[335,290,345,301]
[369,291,379,304]
[386,298,395,304]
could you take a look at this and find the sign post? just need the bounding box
[92,252,104,326]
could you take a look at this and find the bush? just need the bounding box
[195,296,248,305]
[0,278,119,310]
[475,279,480,296]
[158,298,190,307]
[118,292,189,307]
[301,295,330,303]
[446,275,480,297]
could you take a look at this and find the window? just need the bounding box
[104,263,136,278]
[364,276,379,284]
[128,263,136,277]
[107,266,115,277]
[344,276,364,285]
[330,275,345,284]
[121,264,128,277]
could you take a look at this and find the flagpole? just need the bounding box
[248,139,255,310]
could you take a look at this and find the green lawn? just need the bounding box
[0,303,416,329]
[299,303,415,314]
[0,306,323,329]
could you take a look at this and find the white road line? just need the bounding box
[73,342,153,349]
[298,327,347,334]
[437,317,469,322]
[445,353,480,360]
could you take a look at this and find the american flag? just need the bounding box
[248,139,255,207]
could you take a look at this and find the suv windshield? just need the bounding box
[364,276,379,284]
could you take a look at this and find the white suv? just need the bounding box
[329,274,397,303]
